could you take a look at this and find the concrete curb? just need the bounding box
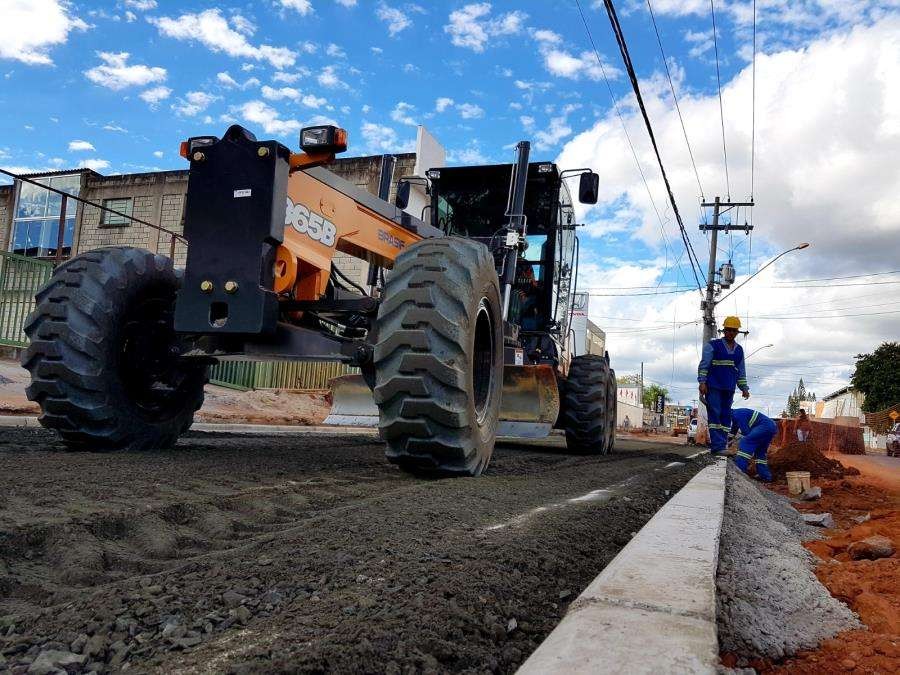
[517,457,727,675]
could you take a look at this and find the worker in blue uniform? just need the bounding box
[729,408,776,482]
[698,316,750,455]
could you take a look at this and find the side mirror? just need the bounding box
[395,180,411,209]
[578,172,599,204]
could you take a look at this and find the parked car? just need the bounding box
[687,418,699,445]
[888,422,900,457]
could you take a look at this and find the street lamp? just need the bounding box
[746,343,774,359]
[717,243,810,304]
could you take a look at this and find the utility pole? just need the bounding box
[699,197,754,344]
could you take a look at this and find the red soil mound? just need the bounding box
[768,441,860,482]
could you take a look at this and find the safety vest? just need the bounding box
[706,338,744,391]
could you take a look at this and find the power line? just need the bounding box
[645,0,704,198]
[773,280,900,288]
[774,269,900,283]
[710,0,730,199]
[750,0,757,200]
[571,0,682,289]
[591,0,707,292]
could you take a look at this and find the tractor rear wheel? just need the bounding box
[561,354,611,454]
[606,365,617,452]
[373,237,503,477]
[21,246,206,452]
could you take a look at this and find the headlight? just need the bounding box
[300,125,348,154]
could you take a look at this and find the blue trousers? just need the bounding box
[734,421,776,481]
[706,387,735,453]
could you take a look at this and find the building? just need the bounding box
[817,386,866,425]
[1,132,437,286]
[586,319,606,356]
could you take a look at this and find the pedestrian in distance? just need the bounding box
[729,408,775,482]
[697,316,750,455]
[623,415,631,430]
[797,409,812,442]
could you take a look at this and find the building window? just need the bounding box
[100,197,133,226]
[10,173,80,259]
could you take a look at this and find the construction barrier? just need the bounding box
[0,252,53,348]
[864,403,900,434]
[209,360,357,391]
[774,418,865,455]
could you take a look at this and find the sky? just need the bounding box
[1,0,899,416]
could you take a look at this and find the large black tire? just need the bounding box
[561,354,611,454]
[21,246,207,452]
[606,366,617,453]
[373,237,503,477]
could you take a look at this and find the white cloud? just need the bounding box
[85,52,167,90]
[231,14,256,36]
[68,140,95,152]
[124,11,137,23]
[302,94,327,108]
[555,15,900,413]
[262,85,300,101]
[447,143,488,164]
[335,0,357,6]
[139,85,172,105]
[278,0,313,15]
[152,150,164,158]
[444,3,527,52]
[326,43,346,58]
[152,9,295,69]
[370,46,383,54]
[236,100,301,136]
[360,121,415,153]
[272,71,301,83]
[174,90,218,117]
[299,41,317,54]
[317,65,345,88]
[217,71,239,88]
[376,3,412,37]
[102,123,128,133]
[457,102,484,119]
[0,0,89,65]
[435,97,454,113]
[533,28,618,81]
[124,0,157,9]
[390,101,418,126]
[78,158,110,171]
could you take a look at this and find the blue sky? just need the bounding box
[2,1,899,413]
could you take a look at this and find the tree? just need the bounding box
[616,374,641,386]
[796,378,807,401]
[851,341,900,412]
[786,392,800,417]
[642,384,668,411]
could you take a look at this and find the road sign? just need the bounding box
[890,410,899,421]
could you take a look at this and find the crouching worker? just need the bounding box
[729,408,776,482]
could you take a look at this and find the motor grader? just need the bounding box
[22,124,617,476]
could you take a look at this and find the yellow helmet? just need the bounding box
[723,316,742,330]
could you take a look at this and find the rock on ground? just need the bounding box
[716,463,860,660]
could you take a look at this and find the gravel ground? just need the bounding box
[716,463,860,662]
[0,428,706,674]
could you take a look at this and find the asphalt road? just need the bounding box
[0,428,708,674]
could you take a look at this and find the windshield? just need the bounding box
[435,167,556,238]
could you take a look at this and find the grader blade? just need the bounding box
[496,364,560,439]
[323,374,379,426]
[324,366,560,439]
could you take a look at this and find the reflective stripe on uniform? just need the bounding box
[711,359,736,366]
[749,411,759,428]
[756,459,768,465]
[735,450,753,460]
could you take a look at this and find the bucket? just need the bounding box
[786,471,811,495]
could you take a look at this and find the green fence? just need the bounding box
[0,252,53,348]
[209,360,358,391]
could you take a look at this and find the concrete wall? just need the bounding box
[78,170,189,267]
[819,390,865,423]
[0,185,12,252]
[617,400,644,428]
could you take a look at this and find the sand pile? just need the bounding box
[768,441,860,482]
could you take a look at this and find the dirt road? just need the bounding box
[0,428,707,673]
